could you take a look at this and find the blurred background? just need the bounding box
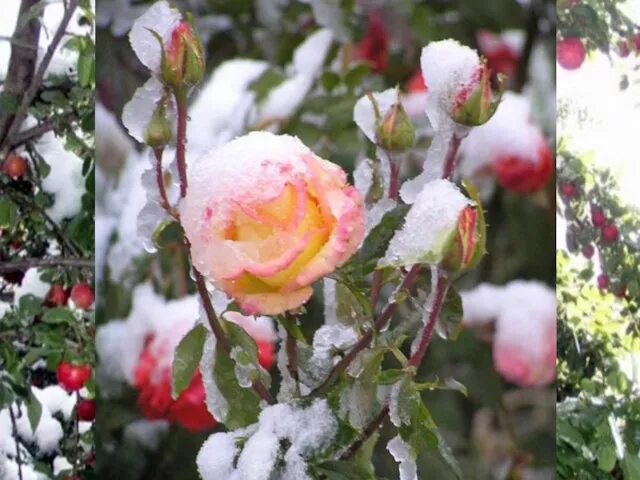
[94,0,556,478]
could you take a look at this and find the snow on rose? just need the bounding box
[181,131,365,315]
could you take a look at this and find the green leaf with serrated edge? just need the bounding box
[171,324,207,399]
[222,318,259,359]
[415,377,467,397]
[277,314,307,344]
[27,391,43,433]
[345,204,410,277]
[213,347,261,429]
[334,280,368,330]
[42,308,75,325]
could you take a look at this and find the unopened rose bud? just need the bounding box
[145,102,172,147]
[442,204,486,272]
[451,61,505,127]
[375,100,415,152]
[150,18,205,91]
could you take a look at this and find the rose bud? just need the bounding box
[145,100,173,148]
[442,204,486,273]
[368,90,416,153]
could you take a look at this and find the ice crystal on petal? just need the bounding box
[381,179,471,267]
[129,1,181,73]
[387,435,418,480]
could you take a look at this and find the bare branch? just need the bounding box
[0,258,94,273]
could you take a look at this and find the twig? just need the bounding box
[0,257,94,273]
[339,403,389,460]
[442,133,462,180]
[309,264,423,397]
[286,327,300,394]
[9,406,23,480]
[406,269,449,368]
[3,0,79,149]
[9,112,78,149]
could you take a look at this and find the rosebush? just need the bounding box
[95,0,555,479]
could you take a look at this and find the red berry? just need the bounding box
[77,398,96,421]
[591,206,606,227]
[560,182,577,198]
[597,274,609,290]
[46,284,68,307]
[582,245,595,259]
[602,223,619,243]
[557,37,586,70]
[56,361,92,392]
[2,153,27,179]
[70,282,94,310]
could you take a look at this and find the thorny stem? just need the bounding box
[406,270,449,368]
[192,265,275,405]
[153,148,177,219]
[442,133,462,180]
[339,403,390,460]
[175,94,189,198]
[9,406,23,480]
[309,264,423,398]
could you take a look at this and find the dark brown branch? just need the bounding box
[9,111,78,149]
[0,0,43,147]
[339,403,390,460]
[0,258,93,273]
[2,0,79,150]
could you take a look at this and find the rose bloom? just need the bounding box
[134,312,276,431]
[182,132,365,315]
[353,12,389,73]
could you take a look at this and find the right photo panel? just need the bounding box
[557,0,640,478]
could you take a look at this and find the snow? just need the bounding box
[128,0,181,73]
[353,154,396,236]
[52,456,73,476]
[459,283,504,326]
[420,39,480,129]
[13,269,49,305]
[122,77,174,144]
[197,400,337,480]
[323,278,338,325]
[353,88,399,145]
[380,179,472,268]
[387,435,418,480]
[291,29,334,76]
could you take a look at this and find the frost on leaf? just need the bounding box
[380,179,472,268]
[197,400,338,480]
[387,435,418,480]
[353,153,395,235]
[300,325,358,388]
[129,0,181,72]
[122,77,173,143]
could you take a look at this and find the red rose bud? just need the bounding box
[161,20,205,89]
[373,92,416,152]
[560,182,577,198]
[557,37,586,70]
[602,223,618,243]
[353,13,389,73]
[451,60,505,127]
[582,244,594,259]
[442,204,486,272]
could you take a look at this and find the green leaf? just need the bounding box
[171,324,207,399]
[41,308,75,325]
[378,369,405,385]
[622,455,640,480]
[0,198,18,228]
[212,346,261,429]
[344,63,370,90]
[346,204,410,277]
[27,391,43,433]
[321,71,341,92]
[77,51,95,87]
[277,314,307,344]
[596,444,617,472]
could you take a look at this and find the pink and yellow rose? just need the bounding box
[181,132,365,315]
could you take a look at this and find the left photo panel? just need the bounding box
[0,1,96,479]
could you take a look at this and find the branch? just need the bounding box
[0,258,93,273]
[0,0,42,147]
[1,0,79,150]
[9,111,78,149]
[339,403,389,460]
[309,265,423,397]
[9,406,23,480]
